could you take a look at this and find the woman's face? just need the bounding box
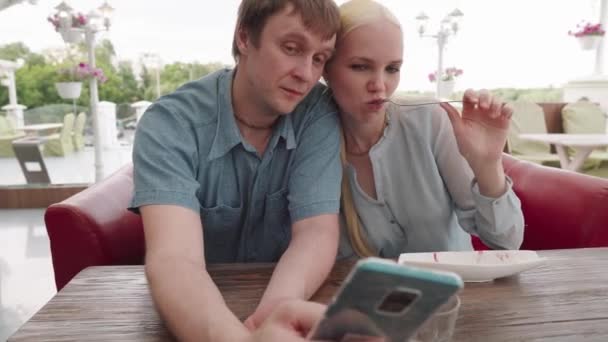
[325,20,403,123]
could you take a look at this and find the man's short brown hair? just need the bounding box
[232,0,340,61]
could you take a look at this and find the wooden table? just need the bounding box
[17,123,63,137]
[9,248,608,341]
[519,133,608,171]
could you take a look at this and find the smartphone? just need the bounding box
[308,257,463,342]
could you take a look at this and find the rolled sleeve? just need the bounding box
[129,103,201,214]
[468,176,525,249]
[288,111,342,222]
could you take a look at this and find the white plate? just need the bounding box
[397,250,547,282]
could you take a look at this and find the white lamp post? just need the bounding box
[0,58,27,127]
[416,9,463,98]
[142,53,162,99]
[51,1,114,183]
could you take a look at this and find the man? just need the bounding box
[129,1,342,341]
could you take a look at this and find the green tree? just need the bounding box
[0,42,30,60]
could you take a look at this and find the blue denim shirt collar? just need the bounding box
[208,68,296,161]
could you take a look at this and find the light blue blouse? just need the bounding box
[338,103,525,258]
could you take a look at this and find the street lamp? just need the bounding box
[416,9,463,98]
[142,53,162,99]
[51,1,114,183]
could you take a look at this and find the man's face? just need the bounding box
[239,5,336,116]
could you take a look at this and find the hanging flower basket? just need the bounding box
[59,28,84,44]
[577,35,602,50]
[55,82,83,99]
[569,22,605,50]
[438,80,456,98]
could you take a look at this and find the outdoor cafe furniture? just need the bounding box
[508,101,608,176]
[8,247,608,341]
[42,113,74,157]
[561,101,608,163]
[518,133,608,172]
[17,123,63,137]
[0,115,26,157]
[12,136,51,184]
[72,112,87,151]
[506,102,561,166]
[44,153,608,291]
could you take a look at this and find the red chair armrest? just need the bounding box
[45,164,144,290]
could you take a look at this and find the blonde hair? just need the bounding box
[337,0,401,42]
[340,131,376,257]
[337,0,400,257]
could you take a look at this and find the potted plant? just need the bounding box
[47,12,88,44]
[569,21,605,50]
[55,62,108,100]
[428,67,463,98]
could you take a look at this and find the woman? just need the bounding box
[326,0,524,258]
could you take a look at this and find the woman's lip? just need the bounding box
[367,99,386,105]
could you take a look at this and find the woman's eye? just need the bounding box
[350,64,368,71]
[387,66,401,73]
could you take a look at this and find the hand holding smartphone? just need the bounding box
[308,257,463,342]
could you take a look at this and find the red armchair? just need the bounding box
[45,154,608,291]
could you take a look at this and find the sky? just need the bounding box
[0,0,604,92]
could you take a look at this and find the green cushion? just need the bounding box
[562,101,607,169]
[562,101,607,136]
[507,102,552,155]
[0,116,9,135]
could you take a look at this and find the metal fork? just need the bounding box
[383,99,463,106]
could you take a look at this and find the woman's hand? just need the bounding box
[440,89,512,171]
[441,89,511,197]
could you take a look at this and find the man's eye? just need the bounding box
[313,54,328,65]
[283,44,299,55]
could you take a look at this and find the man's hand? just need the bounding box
[244,297,291,331]
[244,300,325,341]
[245,214,339,330]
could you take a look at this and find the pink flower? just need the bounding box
[569,21,605,37]
[428,67,463,83]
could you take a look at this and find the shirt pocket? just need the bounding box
[200,204,243,261]
[263,188,291,258]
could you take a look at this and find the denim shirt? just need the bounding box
[130,68,342,263]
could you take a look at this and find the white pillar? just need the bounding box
[595,0,608,75]
[0,59,26,126]
[1,104,26,127]
[436,34,446,98]
[86,28,104,183]
[98,101,118,149]
[131,100,152,123]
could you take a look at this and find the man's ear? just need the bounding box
[235,26,250,56]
